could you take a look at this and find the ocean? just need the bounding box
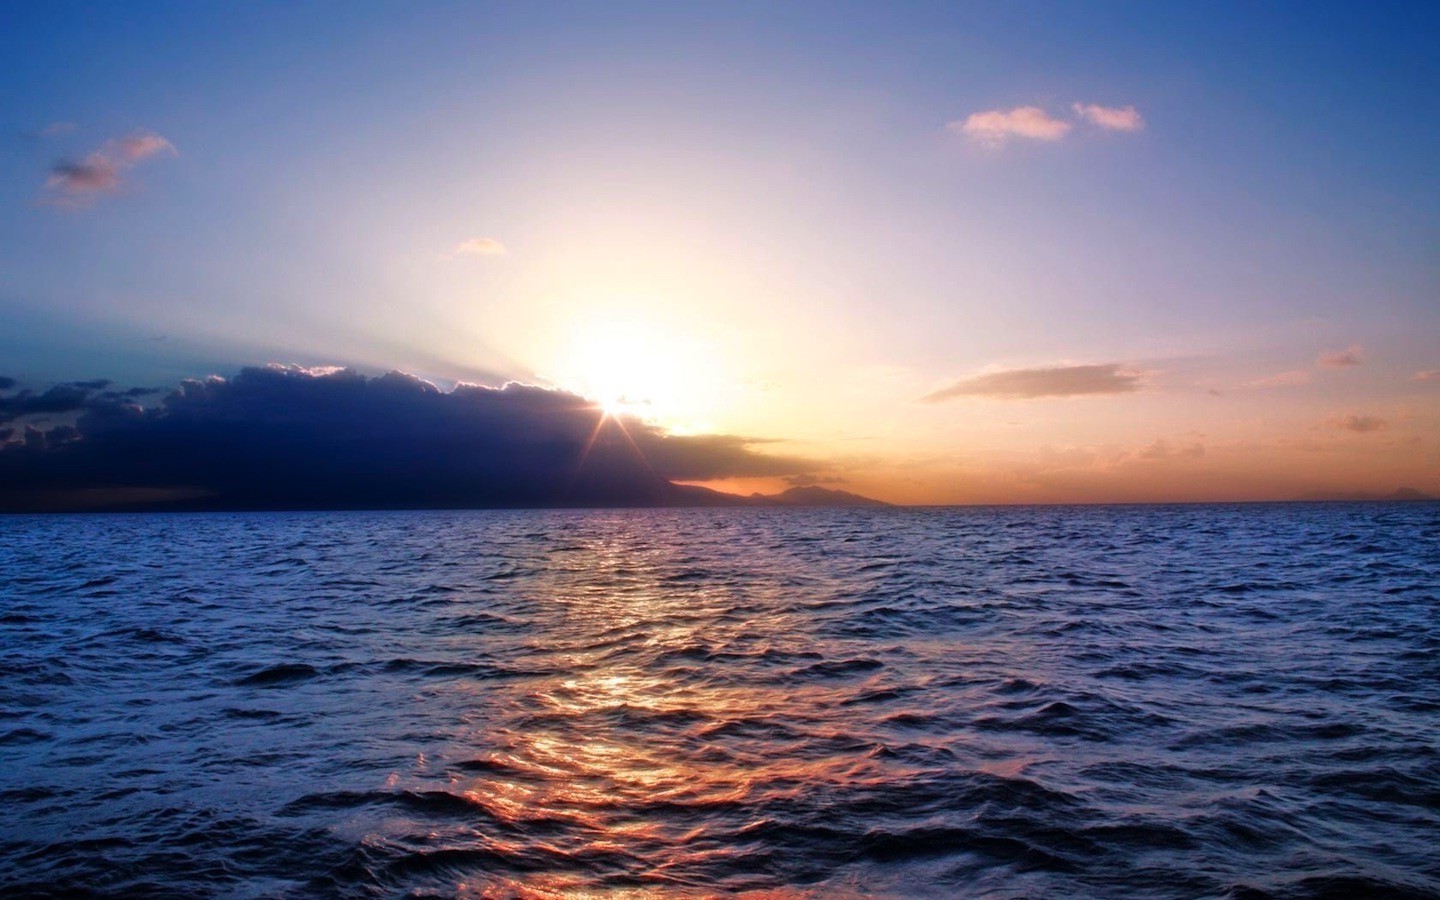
[1,504,1437,898]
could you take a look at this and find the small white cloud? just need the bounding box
[950,106,1072,146]
[453,237,507,257]
[1414,370,1440,381]
[1072,103,1145,132]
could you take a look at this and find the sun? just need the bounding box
[598,395,628,419]
[558,317,720,429]
[577,327,656,417]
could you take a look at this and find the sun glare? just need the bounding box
[556,316,725,431]
[598,396,626,419]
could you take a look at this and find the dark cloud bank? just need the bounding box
[0,366,876,512]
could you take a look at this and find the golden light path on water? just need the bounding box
[429,530,905,898]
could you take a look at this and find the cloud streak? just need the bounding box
[43,130,176,207]
[1248,369,1312,388]
[453,237,507,257]
[922,363,1142,402]
[1137,438,1204,460]
[1317,344,1363,368]
[1072,103,1145,132]
[1328,413,1387,433]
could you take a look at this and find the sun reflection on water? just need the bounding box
[417,523,889,894]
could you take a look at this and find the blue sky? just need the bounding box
[3,1,1438,501]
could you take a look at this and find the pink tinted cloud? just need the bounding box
[46,154,123,193]
[1138,438,1204,460]
[1317,344,1363,368]
[951,106,1072,145]
[922,363,1140,401]
[1248,369,1312,388]
[1328,413,1387,433]
[1072,103,1145,132]
[114,132,176,163]
[1411,370,1439,381]
[43,130,176,207]
[453,237,507,257]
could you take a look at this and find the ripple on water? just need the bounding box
[0,502,1437,896]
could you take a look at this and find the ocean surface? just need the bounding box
[1,504,1438,898]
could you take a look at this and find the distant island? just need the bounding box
[753,485,890,507]
[668,484,889,508]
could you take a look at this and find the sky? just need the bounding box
[2,1,1438,505]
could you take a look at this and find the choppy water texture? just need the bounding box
[2,505,1438,898]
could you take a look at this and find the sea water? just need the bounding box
[1,504,1437,897]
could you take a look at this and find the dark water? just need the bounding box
[1,504,1438,898]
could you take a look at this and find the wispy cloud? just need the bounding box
[922,363,1141,402]
[42,130,176,208]
[1248,369,1312,388]
[1317,344,1363,368]
[19,121,78,141]
[453,237,507,257]
[1414,370,1440,381]
[783,473,848,487]
[1246,344,1366,389]
[1137,438,1205,460]
[112,132,174,162]
[1072,103,1145,132]
[1328,413,1387,433]
[950,106,1072,146]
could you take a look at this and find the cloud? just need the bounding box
[112,132,174,163]
[19,122,77,141]
[1328,413,1387,433]
[1247,346,1365,389]
[0,380,117,423]
[1317,344,1363,368]
[922,363,1141,402]
[1415,370,1440,381]
[42,130,176,207]
[453,237,507,257]
[1072,103,1145,132]
[0,366,818,511]
[1137,439,1205,460]
[1248,369,1312,388]
[783,473,848,487]
[950,106,1071,145]
[48,157,123,193]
